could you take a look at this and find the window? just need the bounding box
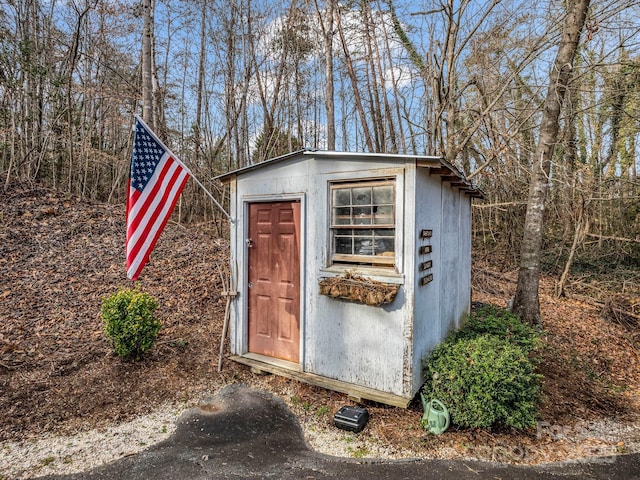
[330,179,395,266]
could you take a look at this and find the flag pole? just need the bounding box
[189,173,233,223]
[133,115,232,223]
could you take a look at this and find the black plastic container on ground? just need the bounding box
[333,405,369,433]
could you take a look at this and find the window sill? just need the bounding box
[319,265,405,285]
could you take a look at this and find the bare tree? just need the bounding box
[195,0,208,166]
[1,0,638,252]
[65,0,96,193]
[512,0,592,325]
[141,0,155,128]
[312,0,336,150]
[335,4,374,152]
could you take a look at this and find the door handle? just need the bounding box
[246,238,253,247]
[248,282,254,288]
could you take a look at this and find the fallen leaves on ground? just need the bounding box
[1,182,638,465]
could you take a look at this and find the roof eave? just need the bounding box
[213,149,483,198]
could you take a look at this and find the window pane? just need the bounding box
[352,187,371,205]
[375,237,394,254]
[373,205,393,224]
[353,236,395,255]
[352,206,372,224]
[375,228,395,236]
[333,188,351,207]
[373,185,393,204]
[333,207,352,225]
[335,236,353,254]
[354,238,375,255]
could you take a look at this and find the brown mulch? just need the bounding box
[1,182,639,464]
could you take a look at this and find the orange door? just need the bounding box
[247,201,301,363]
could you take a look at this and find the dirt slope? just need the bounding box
[0,183,245,441]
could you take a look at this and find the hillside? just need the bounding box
[0,182,243,441]
[1,183,639,472]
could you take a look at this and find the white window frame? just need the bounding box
[329,178,396,267]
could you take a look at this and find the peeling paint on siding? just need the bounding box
[221,152,476,404]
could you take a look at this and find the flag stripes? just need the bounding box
[126,117,191,281]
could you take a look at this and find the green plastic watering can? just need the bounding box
[420,393,450,435]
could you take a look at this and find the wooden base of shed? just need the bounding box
[230,355,412,408]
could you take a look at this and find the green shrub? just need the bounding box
[101,288,161,360]
[423,306,542,430]
[452,304,541,354]
[424,334,541,429]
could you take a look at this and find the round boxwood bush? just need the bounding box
[452,304,541,354]
[101,288,161,360]
[423,334,541,430]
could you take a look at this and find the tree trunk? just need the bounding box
[512,0,591,325]
[195,0,207,166]
[66,2,93,194]
[141,0,154,128]
[334,4,374,152]
[315,0,336,150]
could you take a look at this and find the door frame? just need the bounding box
[237,193,306,369]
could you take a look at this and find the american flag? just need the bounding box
[126,117,191,281]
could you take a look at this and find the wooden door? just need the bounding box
[247,201,301,363]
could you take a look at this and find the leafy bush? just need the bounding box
[422,306,542,430]
[452,304,541,353]
[101,288,161,360]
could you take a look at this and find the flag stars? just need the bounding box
[130,123,167,192]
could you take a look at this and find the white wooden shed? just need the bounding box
[215,150,482,407]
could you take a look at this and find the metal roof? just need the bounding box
[214,149,483,198]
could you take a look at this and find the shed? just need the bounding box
[215,150,482,407]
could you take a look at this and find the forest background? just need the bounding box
[1,0,639,294]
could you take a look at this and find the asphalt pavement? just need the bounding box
[42,384,640,480]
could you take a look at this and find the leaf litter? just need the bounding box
[0,183,639,477]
